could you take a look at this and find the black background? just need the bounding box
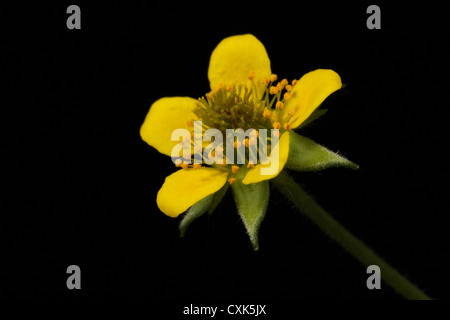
[4,1,449,307]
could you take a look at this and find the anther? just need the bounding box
[226,84,233,92]
[193,163,202,169]
[228,177,237,185]
[247,161,255,168]
[288,109,296,117]
[276,101,284,109]
[231,165,239,174]
[273,121,281,129]
[248,71,256,80]
[284,123,291,131]
[270,74,278,82]
[292,79,298,86]
[181,162,189,169]
[284,92,291,101]
[263,110,272,118]
[269,86,278,95]
[262,78,269,86]
[174,159,183,167]
[285,85,293,92]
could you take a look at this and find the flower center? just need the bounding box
[180,72,298,178]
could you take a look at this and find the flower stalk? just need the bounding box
[273,171,431,300]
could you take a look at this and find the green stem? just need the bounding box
[273,171,431,300]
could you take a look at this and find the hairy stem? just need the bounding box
[272,171,431,300]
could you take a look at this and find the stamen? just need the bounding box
[276,101,284,109]
[247,71,256,80]
[181,162,189,169]
[270,74,278,82]
[273,121,281,130]
[228,177,237,185]
[285,85,293,92]
[276,82,284,91]
[231,165,239,174]
[283,92,291,101]
[269,86,278,95]
[292,79,298,86]
[263,110,272,118]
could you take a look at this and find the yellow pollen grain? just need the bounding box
[263,109,272,118]
[193,163,202,169]
[270,74,278,82]
[228,177,237,185]
[276,101,284,109]
[181,162,189,169]
[247,71,256,80]
[231,165,239,174]
[284,92,291,101]
[269,86,278,95]
[273,121,281,129]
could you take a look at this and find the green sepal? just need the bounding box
[208,182,228,215]
[231,180,269,251]
[297,108,328,129]
[179,183,228,237]
[286,131,359,171]
[179,194,213,237]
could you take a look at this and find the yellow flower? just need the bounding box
[140,34,342,218]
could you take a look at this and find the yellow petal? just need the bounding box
[242,132,290,184]
[157,167,229,217]
[283,69,342,129]
[208,34,271,99]
[140,97,197,156]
